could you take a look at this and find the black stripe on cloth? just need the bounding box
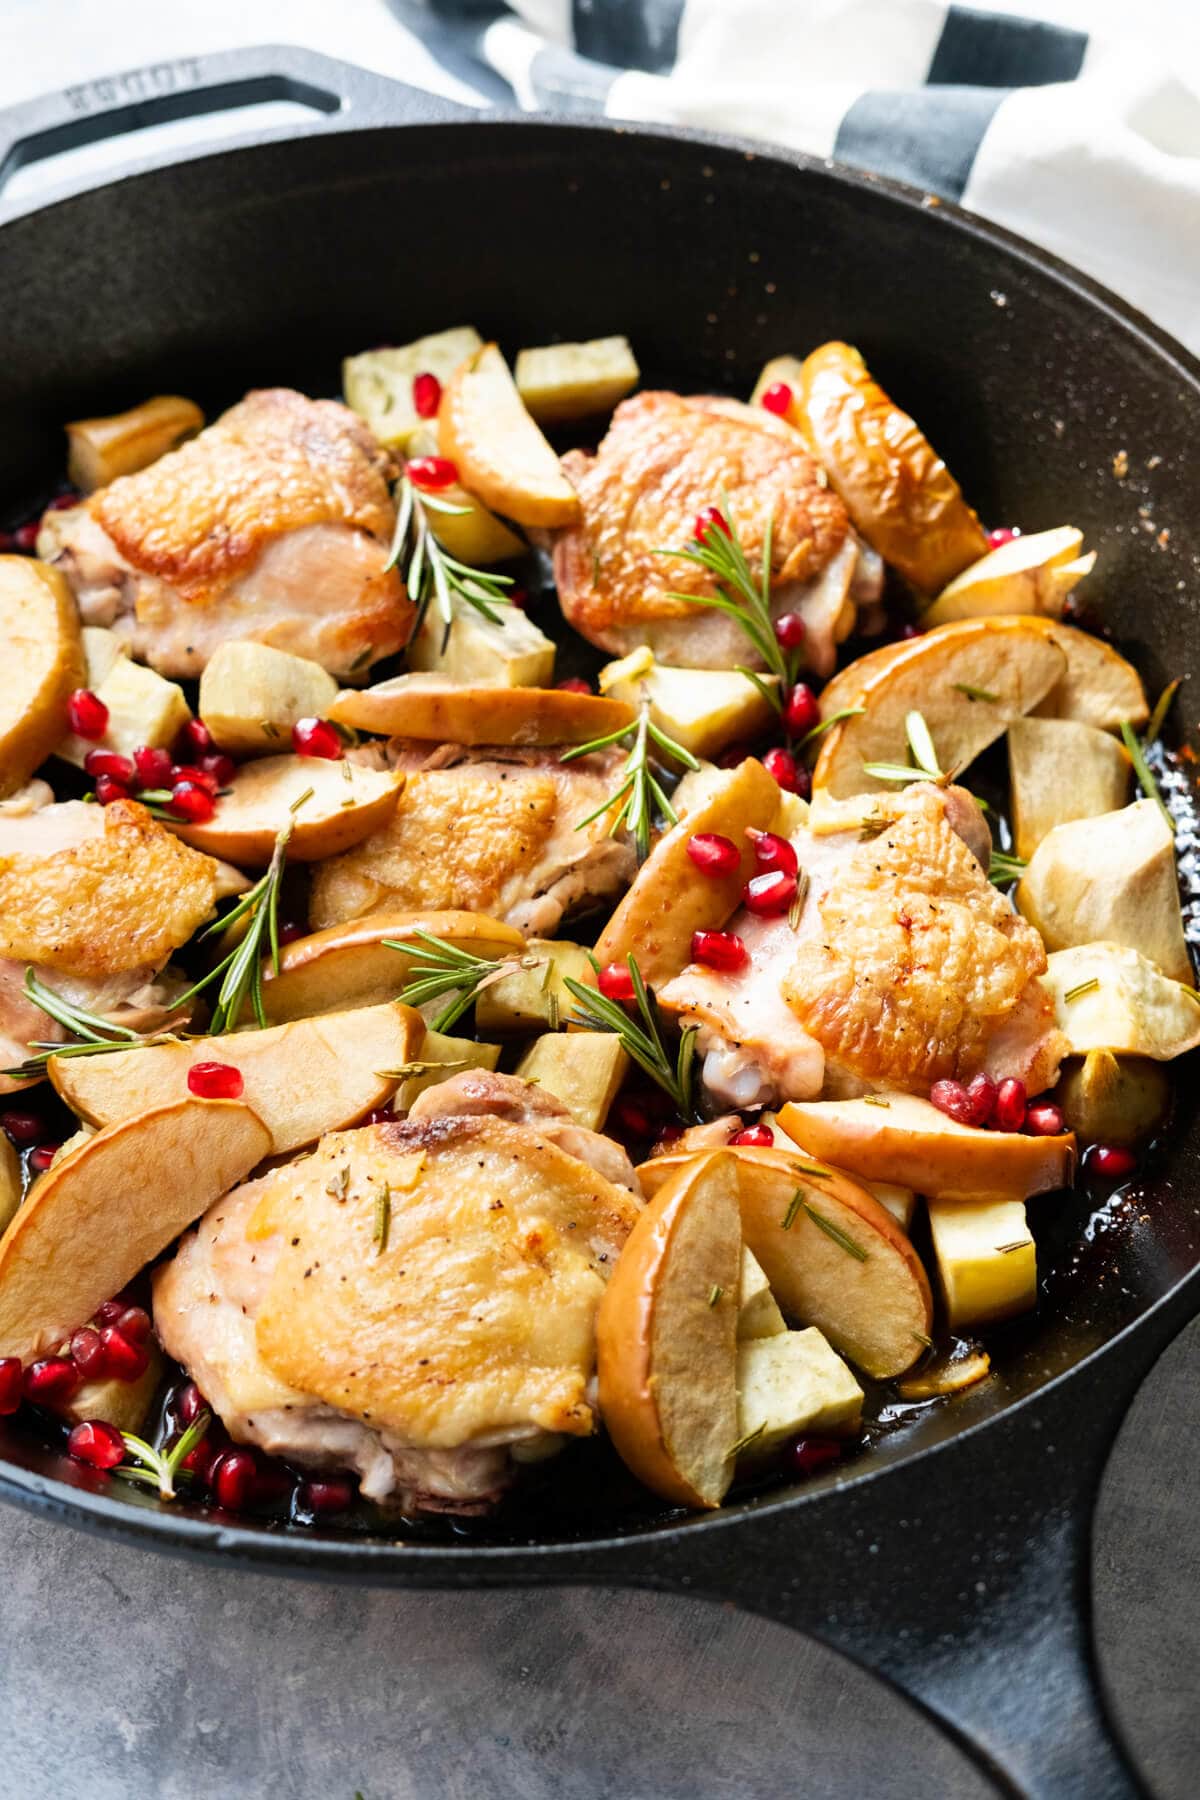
[386,0,516,105]
[529,43,622,114]
[834,85,1010,202]
[571,0,685,73]
[928,5,1087,87]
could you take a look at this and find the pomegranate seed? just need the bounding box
[407,455,458,490]
[783,684,820,738]
[363,1103,397,1126]
[0,1358,22,1414]
[747,829,798,877]
[611,1095,655,1138]
[23,1357,80,1405]
[99,1327,149,1381]
[718,741,754,768]
[94,775,132,806]
[760,380,794,417]
[301,1475,356,1515]
[743,870,798,916]
[169,780,216,823]
[180,1432,225,1486]
[693,504,729,544]
[992,1078,1027,1133]
[691,929,748,972]
[67,1419,126,1470]
[963,1072,998,1129]
[188,1061,245,1101]
[212,1447,260,1510]
[291,717,343,759]
[177,1381,208,1426]
[14,521,39,553]
[762,746,808,795]
[930,1080,975,1127]
[0,1108,43,1146]
[171,762,219,794]
[83,749,134,783]
[49,491,80,510]
[28,1143,60,1173]
[198,751,237,787]
[277,920,307,946]
[1025,1101,1065,1137]
[773,611,807,650]
[597,962,636,1002]
[555,676,592,694]
[93,1298,127,1328]
[730,1122,773,1147]
[69,1326,109,1378]
[507,586,529,610]
[1088,1143,1138,1179]
[412,371,442,419]
[115,1305,152,1345]
[132,744,173,788]
[65,688,108,740]
[686,832,741,878]
[789,1436,843,1477]
[988,526,1019,549]
[657,1122,683,1145]
[899,621,924,640]
[177,718,213,757]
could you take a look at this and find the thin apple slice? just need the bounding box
[330,673,633,747]
[812,616,1067,797]
[169,754,405,864]
[596,1150,742,1509]
[1026,619,1148,730]
[0,1097,270,1363]
[1008,716,1130,860]
[922,526,1095,626]
[48,1001,424,1153]
[778,1094,1075,1203]
[593,758,780,988]
[0,557,86,798]
[259,910,525,1023]
[638,1146,931,1379]
[438,342,581,528]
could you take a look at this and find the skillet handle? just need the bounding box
[0,44,472,208]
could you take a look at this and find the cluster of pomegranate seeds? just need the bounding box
[929,1075,1066,1137]
[597,961,636,1002]
[691,929,748,972]
[729,1121,773,1147]
[65,688,109,740]
[686,832,740,878]
[78,715,239,820]
[789,1436,843,1477]
[0,1357,22,1415]
[773,611,806,651]
[412,371,442,419]
[1087,1143,1139,1179]
[759,381,793,417]
[761,746,810,797]
[693,503,729,544]
[610,1090,672,1140]
[67,1419,126,1470]
[187,1061,245,1101]
[929,1072,998,1129]
[987,526,1020,549]
[291,716,343,760]
[407,455,458,491]
[782,683,820,739]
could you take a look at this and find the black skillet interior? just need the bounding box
[1,56,1199,1791]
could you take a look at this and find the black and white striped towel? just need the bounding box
[390,0,1200,353]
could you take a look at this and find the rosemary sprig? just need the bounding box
[862,710,945,786]
[563,955,699,1122]
[562,702,700,862]
[385,930,545,1033]
[1120,718,1174,831]
[1145,678,1182,747]
[116,1409,211,1501]
[988,848,1028,886]
[658,496,799,706]
[802,1201,869,1261]
[174,816,294,1032]
[386,472,514,644]
[0,969,163,1078]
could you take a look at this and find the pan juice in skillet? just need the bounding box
[0,327,1194,1540]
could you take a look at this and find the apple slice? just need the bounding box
[259,910,525,1023]
[778,1094,1075,1203]
[65,394,204,491]
[597,1150,742,1509]
[593,758,780,988]
[0,557,86,798]
[735,1329,863,1460]
[0,1134,20,1236]
[330,672,633,747]
[922,527,1095,627]
[1008,716,1130,860]
[1026,619,1148,731]
[438,342,581,527]
[812,616,1067,797]
[0,1097,270,1363]
[169,754,405,865]
[1043,942,1200,1060]
[638,1146,932,1379]
[48,1001,425,1153]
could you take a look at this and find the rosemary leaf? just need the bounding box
[862,1096,891,1108]
[373,1186,392,1256]
[1063,977,1100,1003]
[905,710,943,778]
[953,683,999,704]
[729,1421,767,1460]
[797,706,865,747]
[988,849,1028,885]
[1120,719,1174,830]
[781,1189,805,1231]
[563,957,699,1121]
[386,471,514,636]
[1145,678,1181,746]
[802,1202,869,1261]
[707,1285,724,1308]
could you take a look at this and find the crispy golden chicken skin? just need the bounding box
[553,392,860,672]
[42,389,414,678]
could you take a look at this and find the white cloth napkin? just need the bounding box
[398,0,1200,353]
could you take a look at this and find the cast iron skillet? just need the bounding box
[1,46,1197,1799]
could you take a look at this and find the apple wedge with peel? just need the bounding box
[597,1150,742,1509]
[0,557,86,798]
[170,754,405,865]
[778,1094,1075,1204]
[638,1146,932,1379]
[0,1097,271,1363]
[48,1001,425,1154]
[438,342,581,528]
[329,673,633,747]
[259,910,525,1023]
[1026,619,1148,731]
[922,526,1095,627]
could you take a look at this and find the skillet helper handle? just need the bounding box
[0,44,471,204]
